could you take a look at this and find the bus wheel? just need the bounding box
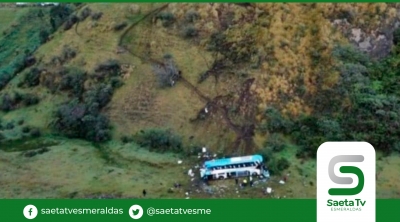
[252,172,258,176]
[218,176,225,180]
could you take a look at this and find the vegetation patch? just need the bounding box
[134,128,183,153]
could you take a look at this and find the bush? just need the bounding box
[263,133,286,152]
[152,57,180,88]
[61,45,77,62]
[110,77,124,89]
[261,106,293,134]
[135,128,183,153]
[183,25,198,38]
[5,122,14,130]
[113,22,128,31]
[63,15,79,31]
[0,94,15,112]
[93,59,121,80]
[58,68,86,96]
[39,29,50,44]
[156,12,175,27]
[0,72,13,90]
[79,7,92,21]
[394,28,400,46]
[30,128,41,137]
[121,135,134,144]
[22,126,31,133]
[276,157,290,172]
[23,94,40,106]
[91,12,103,21]
[83,83,114,109]
[49,4,74,31]
[53,99,111,142]
[259,149,290,175]
[24,68,41,87]
[184,10,200,23]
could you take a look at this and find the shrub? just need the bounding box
[79,7,92,21]
[263,133,286,152]
[261,106,293,134]
[0,94,14,112]
[58,68,86,96]
[91,12,103,21]
[394,28,400,46]
[5,122,14,130]
[49,4,74,30]
[23,94,40,106]
[152,58,180,88]
[94,59,121,80]
[53,99,111,142]
[135,128,183,153]
[113,22,128,31]
[63,15,79,31]
[83,83,114,109]
[259,150,290,175]
[30,128,41,137]
[22,126,31,133]
[39,29,50,44]
[121,135,134,144]
[183,25,198,38]
[0,72,13,90]
[110,77,124,89]
[24,68,41,87]
[156,12,175,27]
[276,157,290,172]
[61,45,77,62]
[184,10,200,23]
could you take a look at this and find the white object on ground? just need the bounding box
[279,180,285,185]
[266,187,272,193]
[202,147,207,153]
[177,160,182,164]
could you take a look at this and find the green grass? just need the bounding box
[0,8,28,35]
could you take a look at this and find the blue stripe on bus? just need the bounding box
[204,155,263,168]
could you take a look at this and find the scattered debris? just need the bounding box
[188,169,195,177]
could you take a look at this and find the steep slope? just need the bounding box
[1,3,400,199]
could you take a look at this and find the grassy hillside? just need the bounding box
[1,3,400,199]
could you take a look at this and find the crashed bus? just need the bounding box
[200,154,270,180]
